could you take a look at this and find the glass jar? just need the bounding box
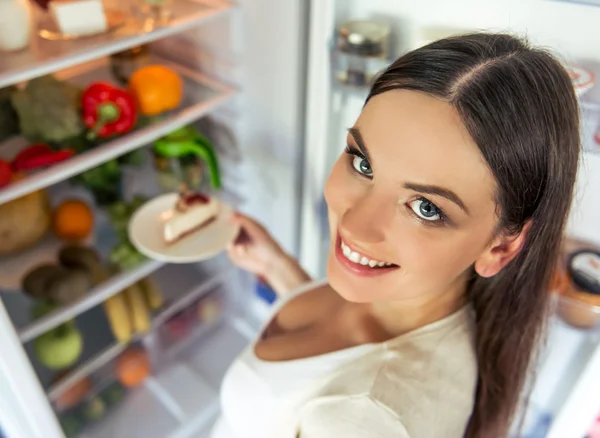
[153,152,204,192]
[152,126,221,193]
[333,20,391,88]
[110,45,151,86]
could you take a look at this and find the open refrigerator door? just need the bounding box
[0,0,307,437]
[299,1,600,437]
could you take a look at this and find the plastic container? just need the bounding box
[333,20,391,88]
[556,249,600,329]
[156,291,224,350]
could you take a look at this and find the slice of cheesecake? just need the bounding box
[162,191,219,245]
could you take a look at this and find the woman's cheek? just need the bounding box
[325,158,365,213]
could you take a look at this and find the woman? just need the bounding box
[211,33,580,438]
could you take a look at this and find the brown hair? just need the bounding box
[367,33,580,437]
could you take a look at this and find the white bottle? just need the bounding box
[0,0,32,52]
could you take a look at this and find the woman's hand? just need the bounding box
[227,212,311,296]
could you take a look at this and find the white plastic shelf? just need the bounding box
[46,267,232,402]
[0,56,236,206]
[0,0,233,89]
[19,259,164,343]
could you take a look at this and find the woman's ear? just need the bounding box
[474,221,532,278]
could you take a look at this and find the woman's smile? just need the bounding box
[334,233,399,277]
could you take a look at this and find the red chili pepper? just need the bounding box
[82,82,137,139]
[15,149,75,171]
[11,144,52,171]
[0,159,12,188]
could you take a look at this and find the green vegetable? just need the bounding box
[59,412,82,438]
[73,160,122,206]
[11,75,85,143]
[106,196,148,270]
[118,149,145,166]
[0,86,19,141]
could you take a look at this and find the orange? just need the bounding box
[128,65,183,116]
[115,347,151,388]
[53,200,94,241]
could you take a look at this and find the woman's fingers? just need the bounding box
[230,212,270,241]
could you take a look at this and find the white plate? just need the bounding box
[128,193,239,263]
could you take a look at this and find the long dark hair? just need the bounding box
[367,33,580,437]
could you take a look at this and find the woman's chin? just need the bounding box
[327,258,376,303]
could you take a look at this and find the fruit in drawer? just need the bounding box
[124,284,151,335]
[0,188,51,256]
[53,373,92,411]
[165,310,193,341]
[103,291,133,344]
[58,244,104,285]
[47,268,91,304]
[53,200,94,241]
[23,265,62,299]
[138,276,164,311]
[115,347,151,388]
[33,323,83,370]
[198,296,222,324]
[81,396,105,422]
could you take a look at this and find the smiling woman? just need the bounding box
[213,33,580,438]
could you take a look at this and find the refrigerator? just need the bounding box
[1,0,600,437]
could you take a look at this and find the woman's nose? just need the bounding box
[340,191,392,244]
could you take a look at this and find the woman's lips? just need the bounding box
[334,234,399,277]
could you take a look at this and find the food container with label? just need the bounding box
[333,20,391,88]
[557,249,600,329]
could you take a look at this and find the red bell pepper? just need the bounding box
[82,82,137,139]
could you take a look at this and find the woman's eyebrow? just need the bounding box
[348,126,469,214]
[348,127,372,162]
[404,182,469,214]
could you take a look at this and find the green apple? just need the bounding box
[81,397,105,422]
[33,324,83,370]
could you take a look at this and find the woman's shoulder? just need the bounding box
[302,306,478,437]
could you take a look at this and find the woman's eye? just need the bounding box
[409,198,442,222]
[351,155,373,176]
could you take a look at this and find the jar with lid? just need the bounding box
[152,126,221,193]
[333,20,391,88]
[110,45,151,86]
[557,249,600,329]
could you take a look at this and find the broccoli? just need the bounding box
[11,75,85,143]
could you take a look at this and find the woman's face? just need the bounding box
[325,90,500,304]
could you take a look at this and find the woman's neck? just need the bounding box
[369,274,469,337]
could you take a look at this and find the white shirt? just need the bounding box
[210,280,477,438]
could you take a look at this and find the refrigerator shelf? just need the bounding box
[47,267,231,403]
[0,56,237,206]
[19,259,164,344]
[75,315,252,438]
[0,0,234,89]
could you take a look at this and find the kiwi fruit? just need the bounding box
[22,264,62,299]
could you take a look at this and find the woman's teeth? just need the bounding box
[340,241,393,268]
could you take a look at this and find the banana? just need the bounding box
[125,284,151,335]
[138,276,164,311]
[103,292,132,344]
